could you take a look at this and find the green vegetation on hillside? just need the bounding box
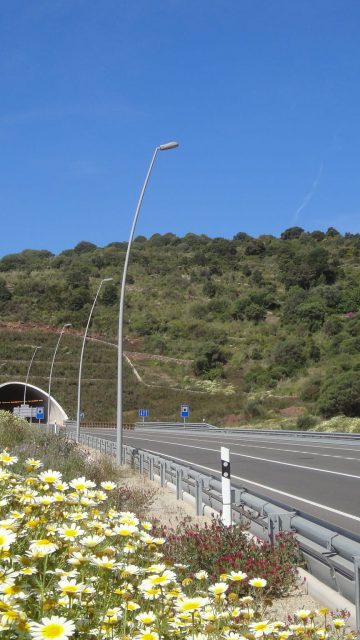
[1,227,360,426]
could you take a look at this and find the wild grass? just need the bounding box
[0,410,157,516]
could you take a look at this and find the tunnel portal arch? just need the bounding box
[0,381,68,424]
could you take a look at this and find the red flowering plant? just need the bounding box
[161,518,300,597]
[214,532,300,596]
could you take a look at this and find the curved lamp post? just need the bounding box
[76,277,113,442]
[116,141,179,464]
[47,323,72,426]
[24,346,42,422]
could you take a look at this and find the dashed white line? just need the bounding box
[124,434,360,479]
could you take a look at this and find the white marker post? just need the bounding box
[221,446,232,526]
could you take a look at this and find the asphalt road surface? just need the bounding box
[81,427,360,536]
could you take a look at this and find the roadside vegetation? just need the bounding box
[1,227,360,427]
[0,411,156,516]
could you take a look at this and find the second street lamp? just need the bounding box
[76,277,113,442]
[24,345,41,423]
[116,141,179,464]
[47,323,72,426]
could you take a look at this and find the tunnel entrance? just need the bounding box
[0,382,68,425]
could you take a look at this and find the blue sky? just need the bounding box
[1,1,360,255]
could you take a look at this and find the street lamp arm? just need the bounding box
[47,323,71,425]
[24,346,41,407]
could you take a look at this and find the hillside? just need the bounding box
[1,227,360,427]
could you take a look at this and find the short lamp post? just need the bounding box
[24,346,42,422]
[76,277,113,442]
[116,141,179,464]
[47,323,72,426]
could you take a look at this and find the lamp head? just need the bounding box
[159,141,179,151]
[102,277,113,283]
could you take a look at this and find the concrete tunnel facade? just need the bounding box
[0,381,68,424]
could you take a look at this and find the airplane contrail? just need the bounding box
[294,161,324,221]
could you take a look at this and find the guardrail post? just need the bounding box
[267,512,294,546]
[139,452,144,475]
[149,456,154,481]
[195,478,203,516]
[176,468,183,500]
[160,461,166,487]
[354,556,360,635]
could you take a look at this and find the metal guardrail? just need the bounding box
[64,420,135,430]
[61,424,360,615]
[134,422,360,439]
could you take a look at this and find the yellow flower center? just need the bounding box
[41,623,65,638]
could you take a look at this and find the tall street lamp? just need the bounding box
[116,141,179,464]
[24,346,42,422]
[76,277,113,442]
[47,323,72,426]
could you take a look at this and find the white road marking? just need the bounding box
[124,434,360,479]
[127,445,360,523]
[134,429,360,454]
[134,433,360,462]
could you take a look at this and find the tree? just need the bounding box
[233,232,252,242]
[323,317,342,336]
[66,268,90,289]
[101,283,118,306]
[74,241,97,253]
[317,372,360,417]
[271,338,306,374]
[309,230,325,242]
[326,227,341,237]
[281,227,305,240]
[0,278,11,301]
[278,246,336,289]
[68,288,91,311]
[193,343,228,377]
[244,303,266,322]
[244,239,266,255]
[296,301,326,332]
[0,253,26,272]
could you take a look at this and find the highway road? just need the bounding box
[80,427,360,536]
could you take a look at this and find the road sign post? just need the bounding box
[138,409,149,424]
[35,407,44,424]
[180,404,189,425]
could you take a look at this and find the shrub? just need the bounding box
[296,414,318,430]
[193,343,228,377]
[300,376,322,401]
[271,338,307,374]
[214,533,299,597]
[317,372,360,417]
[161,519,300,597]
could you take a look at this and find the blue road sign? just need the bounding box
[36,407,44,420]
[139,409,149,417]
[180,404,189,418]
